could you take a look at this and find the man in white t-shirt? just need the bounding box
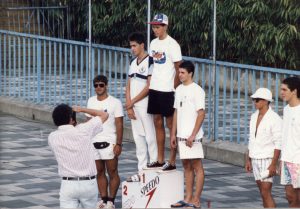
[48,104,108,208]
[86,75,124,209]
[146,13,182,171]
[125,32,158,173]
[245,88,282,208]
[170,61,205,208]
[280,76,300,207]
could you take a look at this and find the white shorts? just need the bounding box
[251,158,273,183]
[93,141,115,160]
[178,139,204,159]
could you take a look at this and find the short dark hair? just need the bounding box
[179,61,195,77]
[52,104,73,126]
[282,76,300,98]
[93,75,108,85]
[128,32,146,45]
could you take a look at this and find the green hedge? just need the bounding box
[68,0,299,69]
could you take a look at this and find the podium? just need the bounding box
[122,170,184,208]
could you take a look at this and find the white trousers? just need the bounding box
[131,106,158,170]
[59,178,98,208]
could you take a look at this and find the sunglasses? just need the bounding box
[252,98,264,103]
[94,83,106,88]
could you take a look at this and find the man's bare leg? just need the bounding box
[153,114,165,164]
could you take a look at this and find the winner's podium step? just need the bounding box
[122,169,184,208]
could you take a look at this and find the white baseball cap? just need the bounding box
[251,88,273,102]
[148,13,168,25]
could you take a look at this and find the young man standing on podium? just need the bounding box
[170,61,205,208]
[125,32,158,172]
[147,13,182,171]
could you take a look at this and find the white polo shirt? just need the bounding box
[128,55,153,108]
[174,82,205,139]
[86,95,124,143]
[48,116,103,177]
[281,104,300,164]
[149,35,182,92]
[248,107,282,159]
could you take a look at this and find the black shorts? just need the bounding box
[147,89,175,117]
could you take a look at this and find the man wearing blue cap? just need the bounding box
[146,13,182,172]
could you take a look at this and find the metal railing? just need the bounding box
[1,30,300,144]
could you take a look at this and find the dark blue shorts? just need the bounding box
[147,89,175,117]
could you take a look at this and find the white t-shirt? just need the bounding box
[248,107,282,159]
[281,104,300,164]
[128,55,153,108]
[174,82,205,139]
[149,35,182,92]
[86,95,124,143]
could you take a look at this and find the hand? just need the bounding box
[268,163,277,177]
[72,106,81,112]
[113,144,122,156]
[126,100,134,110]
[127,108,136,120]
[245,160,252,172]
[186,135,195,148]
[170,135,177,149]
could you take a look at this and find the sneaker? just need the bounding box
[144,161,165,169]
[105,201,115,209]
[126,174,140,182]
[96,200,106,209]
[161,162,176,172]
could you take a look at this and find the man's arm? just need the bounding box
[174,61,182,89]
[125,78,136,120]
[73,106,108,123]
[186,109,205,147]
[245,150,252,172]
[126,77,151,109]
[125,78,132,108]
[268,149,281,176]
[113,117,123,156]
[170,109,178,149]
[268,117,282,176]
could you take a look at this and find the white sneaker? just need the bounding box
[105,201,115,209]
[96,200,106,209]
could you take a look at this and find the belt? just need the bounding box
[177,137,202,142]
[62,175,96,181]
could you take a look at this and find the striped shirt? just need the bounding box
[48,117,103,177]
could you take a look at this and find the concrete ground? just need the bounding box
[0,112,289,208]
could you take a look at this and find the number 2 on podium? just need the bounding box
[123,185,128,195]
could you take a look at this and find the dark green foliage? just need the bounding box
[67,0,299,69]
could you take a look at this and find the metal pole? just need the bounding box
[213,0,217,140]
[88,0,92,98]
[147,0,151,53]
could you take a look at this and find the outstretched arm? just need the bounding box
[72,106,108,123]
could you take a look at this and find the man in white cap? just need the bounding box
[146,13,182,171]
[280,76,300,207]
[245,88,282,208]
